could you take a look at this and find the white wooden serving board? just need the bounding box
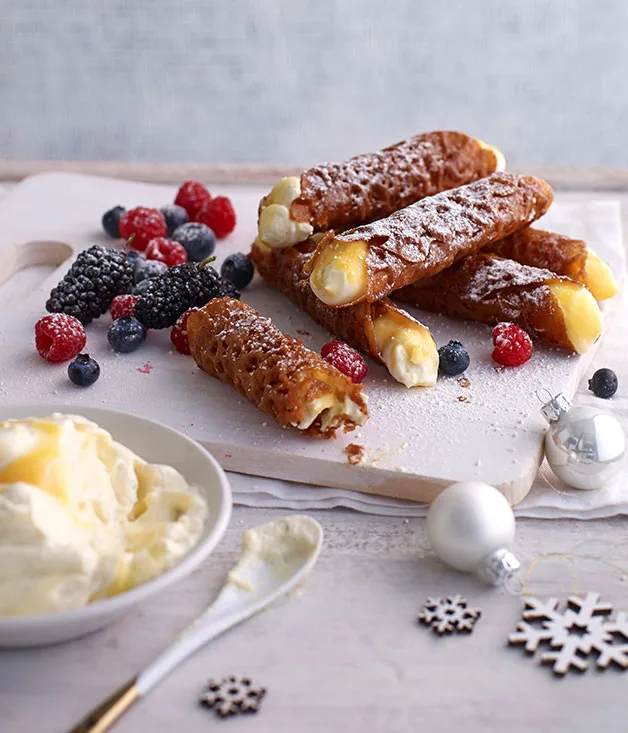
[0,173,623,505]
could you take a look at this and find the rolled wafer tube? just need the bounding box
[486,227,618,301]
[395,253,603,354]
[187,298,368,438]
[257,131,504,248]
[250,239,438,388]
[308,172,554,308]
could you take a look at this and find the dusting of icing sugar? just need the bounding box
[464,255,556,301]
[299,132,498,233]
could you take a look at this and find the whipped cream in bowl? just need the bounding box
[0,406,232,647]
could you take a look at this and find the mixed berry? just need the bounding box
[108,317,147,353]
[145,237,188,267]
[135,258,239,330]
[438,340,470,376]
[491,323,533,367]
[170,308,200,355]
[172,222,216,262]
[588,368,618,399]
[174,180,212,220]
[160,204,189,236]
[221,252,254,289]
[119,207,167,251]
[110,294,139,321]
[35,314,86,363]
[46,245,133,325]
[33,180,245,387]
[321,341,368,383]
[68,354,101,387]
[195,196,237,239]
[102,206,126,238]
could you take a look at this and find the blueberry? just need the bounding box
[125,250,144,267]
[221,252,254,290]
[172,222,216,262]
[133,278,154,295]
[102,206,126,238]
[134,259,168,284]
[160,204,189,236]
[68,354,100,387]
[438,340,470,376]
[108,317,147,353]
[588,368,618,399]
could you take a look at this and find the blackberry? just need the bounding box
[46,245,134,325]
[135,258,239,329]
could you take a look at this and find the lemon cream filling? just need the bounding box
[547,281,604,354]
[584,249,618,301]
[0,414,207,617]
[373,309,438,388]
[293,394,367,431]
[258,177,314,248]
[309,239,369,306]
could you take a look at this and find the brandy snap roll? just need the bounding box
[250,239,438,388]
[308,172,554,308]
[395,253,603,353]
[187,298,368,438]
[487,227,618,301]
[257,131,504,249]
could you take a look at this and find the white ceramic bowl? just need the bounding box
[0,405,232,647]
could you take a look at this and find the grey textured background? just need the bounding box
[1,0,627,167]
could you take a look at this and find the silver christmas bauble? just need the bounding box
[427,481,518,584]
[543,397,626,491]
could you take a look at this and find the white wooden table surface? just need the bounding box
[1,169,628,733]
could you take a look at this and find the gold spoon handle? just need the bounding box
[67,677,139,733]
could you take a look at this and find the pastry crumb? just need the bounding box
[457,395,471,404]
[345,443,365,465]
[457,376,471,388]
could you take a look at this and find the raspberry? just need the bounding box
[196,196,237,238]
[119,207,167,251]
[321,340,368,383]
[170,308,200,355]
[174,180,212,220]
[35,314,86,363]
[145,237,188,268]
[111,294,140,321]
[491,322,533,367]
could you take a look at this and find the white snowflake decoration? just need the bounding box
[418,595,481,635]
[508,593,628,676]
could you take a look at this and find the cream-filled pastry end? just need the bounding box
[309,239,369,307]
[258,177,313,248]
[373,308,438,388]
[547,281,604,354]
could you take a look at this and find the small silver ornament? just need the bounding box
[542,393,626,490]
[427,481,520,586]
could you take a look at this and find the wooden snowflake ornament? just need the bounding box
[199,676,267,717]
[418,595,481,634]
[508,593,628,676]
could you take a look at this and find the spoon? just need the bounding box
[68,515,324,733]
